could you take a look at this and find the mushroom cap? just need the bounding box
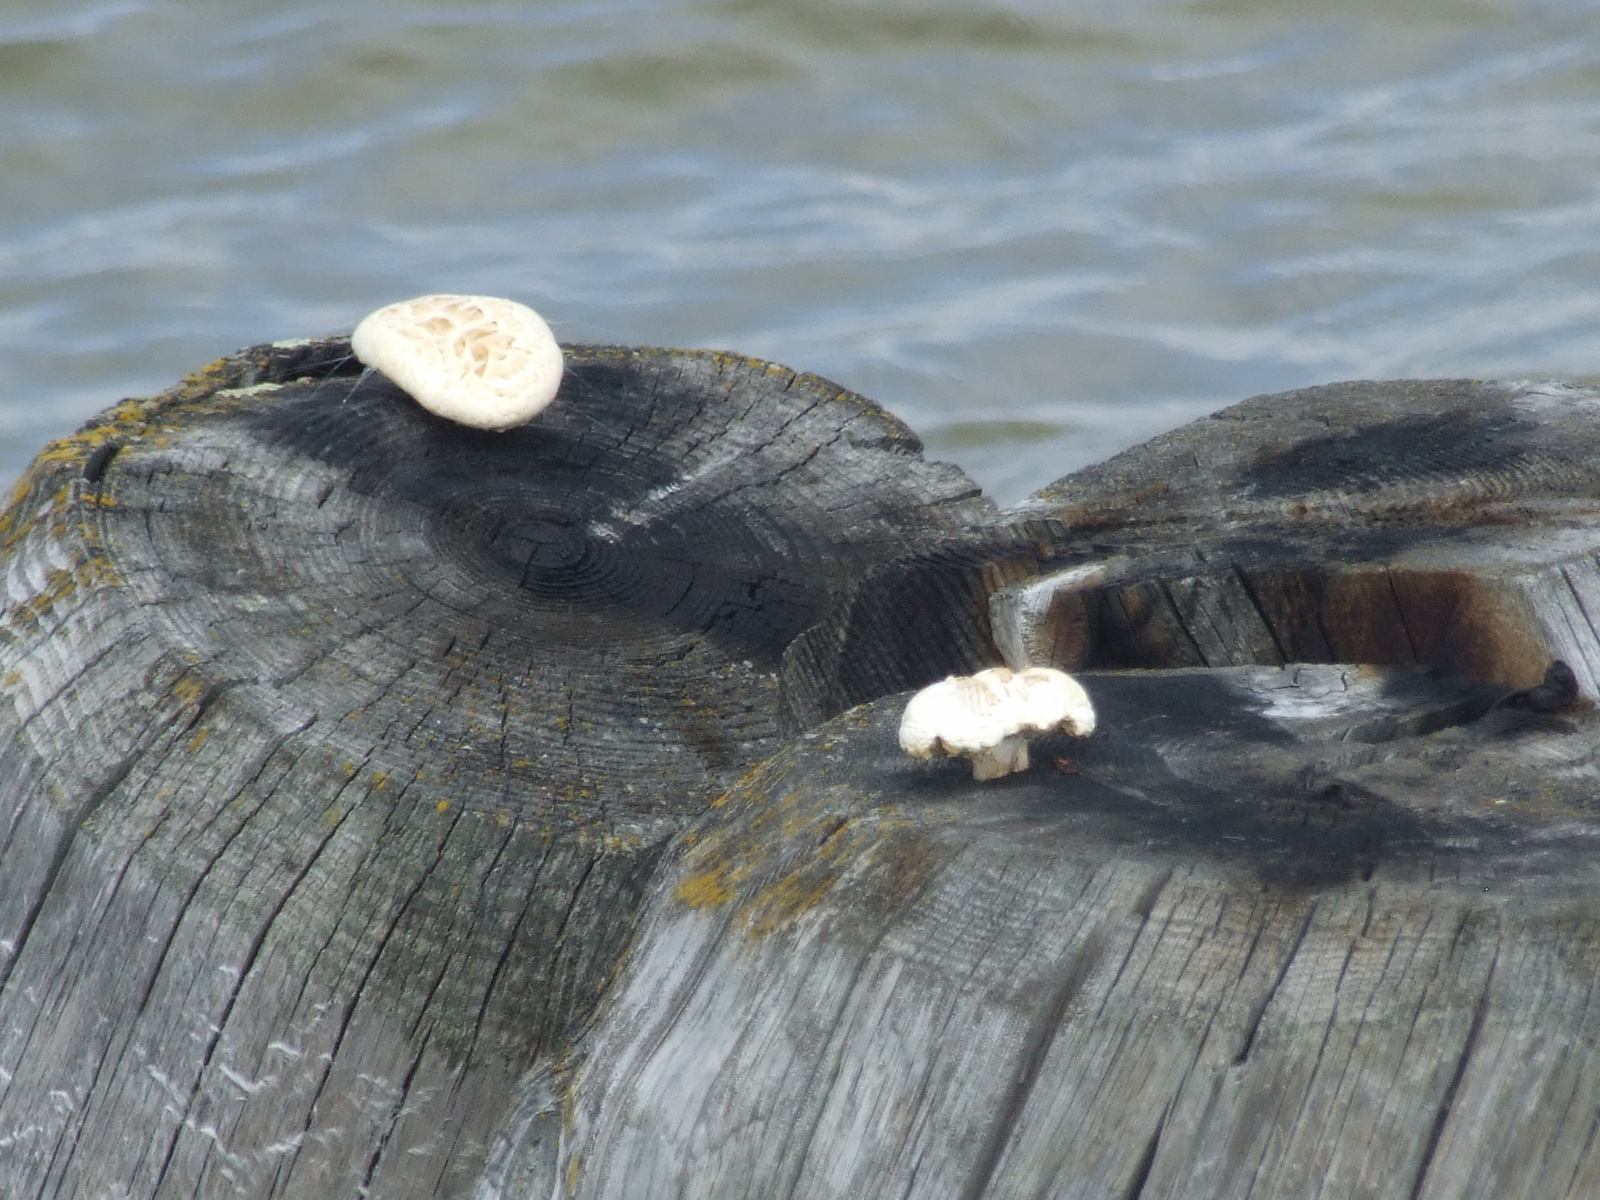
[1009,666,1097,737]
[897,665,1096,762]
[898,668,1017,757]
[350,294,564,431]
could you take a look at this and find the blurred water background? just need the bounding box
[4,0,1600,505]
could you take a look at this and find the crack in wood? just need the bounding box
[1120,1110,1166,1200]
[958,928,1111,1200]
[1406,940,1500,1200]
[1232,903,1318,1068]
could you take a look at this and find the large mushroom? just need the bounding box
[898,665,1096,779]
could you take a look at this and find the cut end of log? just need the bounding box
[0,335,992,1197]
[547,660,1600,1199]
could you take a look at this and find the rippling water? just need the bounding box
[4,0,1600,504]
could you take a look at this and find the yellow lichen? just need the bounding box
[741,864,841,938]
[32,422,132,471]
[675,867,736,909]
[0,556,116,632]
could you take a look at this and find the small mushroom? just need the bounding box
[897,666,1096,781]
[351,294,564,430]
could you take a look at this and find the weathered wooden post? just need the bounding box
[0,339,988,1198]
[4,344,1600,1199]
[514,378,1600,1199]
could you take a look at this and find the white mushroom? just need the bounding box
[897,666,1096,781]
[350,294,564,430]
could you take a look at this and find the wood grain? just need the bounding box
[10,360,1600,1198]
[548,665,1600,1200]
[789,380,1600,724]
[0,338,988,1198]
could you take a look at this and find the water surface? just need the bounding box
[4,0,1600,503]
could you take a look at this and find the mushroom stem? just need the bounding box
[970,735,1030,781]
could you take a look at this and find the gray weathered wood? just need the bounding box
[786,379,1600,726]
[508,376,1600,1198]
[1006,379,1600,693]
[10,360,1600,1199]
[0,338,989,1198]
[537,664,1600,1200]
